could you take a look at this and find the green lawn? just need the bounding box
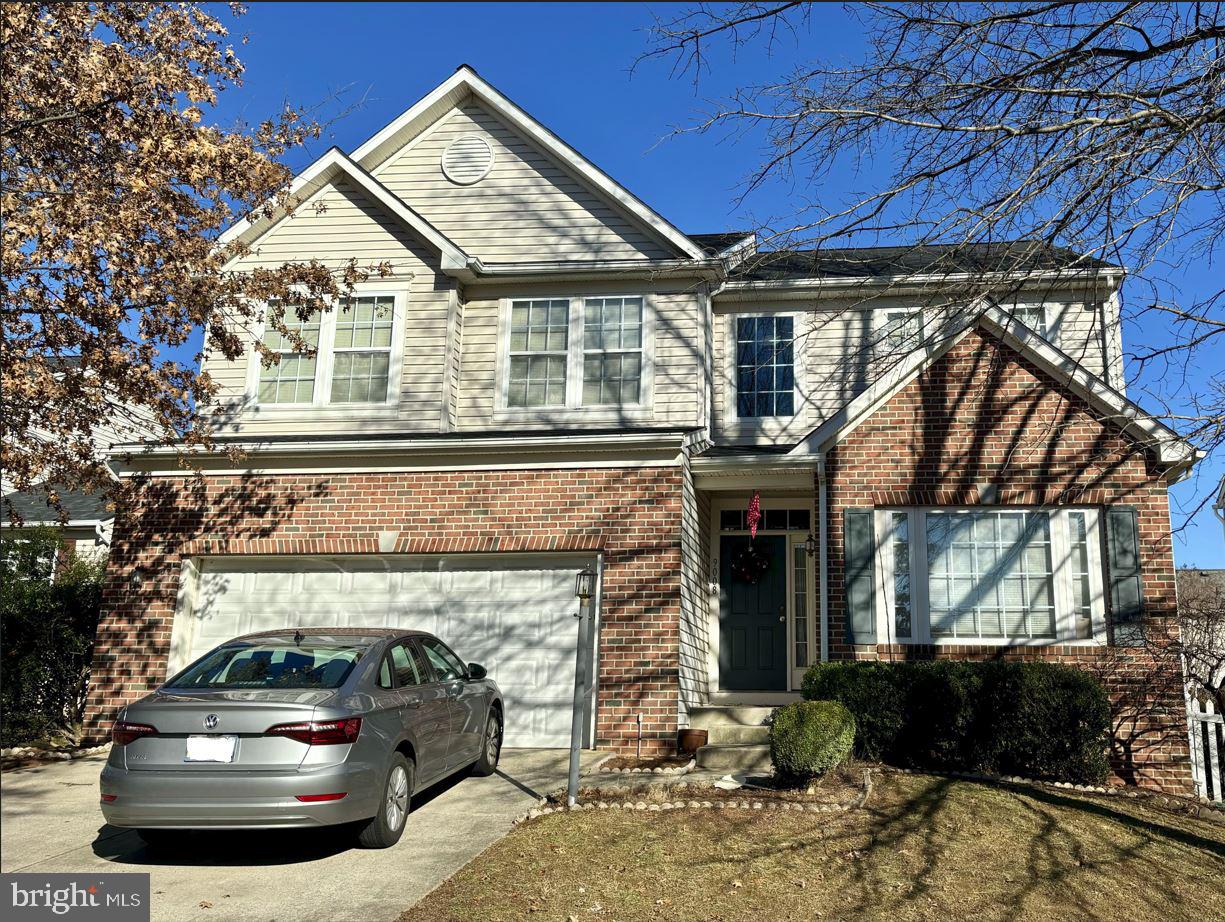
[404,773,1225,922]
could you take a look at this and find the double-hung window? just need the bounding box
[259,307,321,405]
[584,297,643,405]
[254,293,402,407]
[877,507,1105,645]
[735,315,795,417]
[502,296,648,409]
[329,296,395,403]
[880,309,925,352]
[1011,305,1049,338]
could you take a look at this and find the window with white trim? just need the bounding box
[259,307,321,405]
[880,309,925,351]
[878,507,1105,644]
[1012,305,1049,337]
[330,296,395,403]
[502,296,648,409]
[583,297,643,405]
[735,315,795,417]
[254,293,402,407]
[507,299,569,408]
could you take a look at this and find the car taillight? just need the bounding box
[112,720,158,746]
[265,717,362,745]
[295,792,347,802]
[100,794,118,803]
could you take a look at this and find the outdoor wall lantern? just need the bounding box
[804,533,818,557]
[575,567,596,602]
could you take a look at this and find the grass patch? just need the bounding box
[404,773,1225,922]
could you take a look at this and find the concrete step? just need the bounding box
[688,705,777,730]
[707,724,771,746]
[695,743,773,773]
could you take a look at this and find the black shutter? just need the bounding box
[1105,506,1145,646]
[843,509,877,644]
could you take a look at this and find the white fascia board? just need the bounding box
[466,257,723,283]
[352,66,705,261]
[787,302,1196,472]
[109,431,690,469]
[0,518,110,529]
[714,267,1123,302]
[977,307,1194,468]
[216,148,474,275]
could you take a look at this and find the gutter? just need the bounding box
[712,267,1124,301]
[110,430,689,459]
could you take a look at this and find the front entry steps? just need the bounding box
[690,706,777,773]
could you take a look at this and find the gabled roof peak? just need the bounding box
[350,66,704,260]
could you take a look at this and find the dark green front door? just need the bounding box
[719,535,788,690]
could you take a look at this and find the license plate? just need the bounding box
[184,735,237,763]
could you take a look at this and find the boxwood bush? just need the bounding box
[801,661,1111,783]
[769,699,855,781]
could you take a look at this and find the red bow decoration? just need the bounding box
[747,490,761,539]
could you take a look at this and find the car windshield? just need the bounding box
[166,641,368,690]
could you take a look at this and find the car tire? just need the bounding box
[470,709,502,777]
[357,753,413,849]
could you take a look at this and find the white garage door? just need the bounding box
[170,555,591,748]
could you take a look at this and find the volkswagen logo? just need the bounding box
[203,714,219,730]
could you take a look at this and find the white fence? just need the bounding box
[1188,696,1224,802]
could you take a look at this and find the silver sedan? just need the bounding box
[100,628,504,848]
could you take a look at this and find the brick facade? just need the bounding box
[822,329,1191,793]
[83,466,685,756]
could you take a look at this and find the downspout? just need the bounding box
[818,451,829,663]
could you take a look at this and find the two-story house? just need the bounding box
[85,66,1199,792]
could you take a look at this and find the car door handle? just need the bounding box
[446,681,462,698]
[403,694,423,709]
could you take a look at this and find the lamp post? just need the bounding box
[567,567,596,808]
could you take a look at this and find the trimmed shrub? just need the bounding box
[1,527,105,746]
[769,699,856,781]
[801,660,1111,784]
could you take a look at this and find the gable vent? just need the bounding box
[441,135,494,185]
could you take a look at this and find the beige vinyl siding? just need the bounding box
[375,102,673,262]
[453,280,705,431]
[711,290,1111,446]
[679,451,712,719]
[205,177,454,437]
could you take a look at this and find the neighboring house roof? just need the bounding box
[690,232,755,257]
[787,301,1197,477]
[218,147,475,274]
[729,241,1122,283]
[2,486,112,527]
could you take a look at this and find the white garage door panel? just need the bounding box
[179,556,588,748]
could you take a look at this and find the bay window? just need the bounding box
[876,507,1105,644]
[501,295,649,410]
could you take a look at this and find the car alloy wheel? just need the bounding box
[485,714,501,767]
[385,763,409,832]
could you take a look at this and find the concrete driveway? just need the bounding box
[1,748,597,922]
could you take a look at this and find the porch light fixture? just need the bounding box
[804,532,818,557]
[575,567,596,602]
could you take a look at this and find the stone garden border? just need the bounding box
[1,743,110,770]
[518,768,872,823]
[586,756,697,777]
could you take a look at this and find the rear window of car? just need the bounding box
[166,642,367,690]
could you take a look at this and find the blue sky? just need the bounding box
[205,2,1223,566]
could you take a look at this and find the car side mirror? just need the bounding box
[467,662,487,680]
